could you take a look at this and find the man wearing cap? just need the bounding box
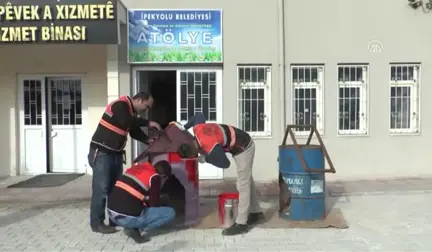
[177,113,264,236]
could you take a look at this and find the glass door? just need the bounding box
[177,69,223,179]
[47,77,84,173]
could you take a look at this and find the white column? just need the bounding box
[107,45,120,103]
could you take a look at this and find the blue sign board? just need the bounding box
[128,9,223,63]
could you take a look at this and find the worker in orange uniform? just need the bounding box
[88,92,162,234]
[107,160,175,243]
[177,113,264,236]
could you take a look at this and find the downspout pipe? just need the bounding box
[278,0,287,134]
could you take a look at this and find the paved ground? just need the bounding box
[1,176,432,251]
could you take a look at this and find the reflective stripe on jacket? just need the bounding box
[91,96,135,151]
[115,162,158,203]
[99,96,134,136]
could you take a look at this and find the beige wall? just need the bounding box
[284,0,432,180]
[118,24,133,169]
[122,0,282,181]
[121,0,432,181]
[0,45,108,176]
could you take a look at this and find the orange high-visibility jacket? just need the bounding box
[114,162,159,202]
[91,96,135,152]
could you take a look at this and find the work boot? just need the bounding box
[221,223,249,236]
[91,223,117,234]
[247,212,265,225]
[124,228,150,244]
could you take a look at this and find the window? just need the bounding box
[23,80,43,125]
[238,65,272,137]
[337,65,368,135]
[49,78,82,125]
[291,65,324,135]
[179,71,218,121]
[389,64,420,134]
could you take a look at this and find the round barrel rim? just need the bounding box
[218,192,239,200]
[279,144,321,149]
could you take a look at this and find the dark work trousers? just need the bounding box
[88,148,123,229]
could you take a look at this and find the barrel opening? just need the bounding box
[279,144,322,149]
[218,192,239,200]
[161,175,186,216]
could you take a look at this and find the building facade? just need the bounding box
[2,0,431,182]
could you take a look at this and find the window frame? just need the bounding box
[336,64,369,136]
[290,64,324,136]
[388,63,420,135]
[236,65,272,138]
[48,78,83,126]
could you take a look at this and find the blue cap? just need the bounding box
[184,113,206,130]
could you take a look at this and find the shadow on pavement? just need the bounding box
[258,193,350,216]
[327,194,350,212]
[0,199,88,228]
[327,178,432,197]
[153,240,189,251]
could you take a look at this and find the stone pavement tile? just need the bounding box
[2,194,432,251]
[0,246,16,252]
[231,249,259,252]
[82,250,105,252]
[3,175,432,202]
[257,248,297,252]
[61,250,83,252]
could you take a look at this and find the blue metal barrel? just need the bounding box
[279,144,326,221]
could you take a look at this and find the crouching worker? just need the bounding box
[107,161,176,243]
[178,113,264,236]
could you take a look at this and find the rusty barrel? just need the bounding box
[279,144,326,221]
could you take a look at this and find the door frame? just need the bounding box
[18,75,47,175]
[18,74,87,175]
[131,66,224,179]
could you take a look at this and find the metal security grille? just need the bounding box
[291,65,323,134]
[23,80,43,125]
[337,65,368,135]
[49,78,82,125]
[179,71,217,121]
[238,65,271,136]
[389,64,419,133]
